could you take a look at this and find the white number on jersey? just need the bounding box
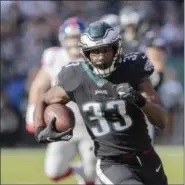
[82,100,132,137]
[123,52,139,63]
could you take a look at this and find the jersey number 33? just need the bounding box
[82,100,133,137]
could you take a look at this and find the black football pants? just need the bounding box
[96,148,168,185]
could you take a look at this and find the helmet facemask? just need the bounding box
[81,41,122,77]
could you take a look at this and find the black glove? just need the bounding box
[116,83,146,108]
[35,117,73,143]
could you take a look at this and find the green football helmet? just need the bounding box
[79,21,122,77]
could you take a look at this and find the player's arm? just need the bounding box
[34,85,73,143]
[26,47,58,133]
[34,85,70,128]
[34,63,77,143]
[26,68,51,133]
[138,78,167,129]
[117,52,166,129]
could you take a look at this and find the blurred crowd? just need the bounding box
[0,0,184,146]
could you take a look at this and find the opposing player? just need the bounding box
[26,17,96,185]
[34,21,168,185]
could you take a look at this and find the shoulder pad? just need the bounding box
[41,47,60,67]
[56,61,82,94]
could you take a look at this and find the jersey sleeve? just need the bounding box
[56,62,81,101]
[128,52,154,84]
[136,52,154,80]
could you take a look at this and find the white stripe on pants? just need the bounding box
[96,159,114,185]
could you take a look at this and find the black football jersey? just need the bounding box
[123,42,164,92]
[57,52,154,157]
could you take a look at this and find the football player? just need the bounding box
[26,17,96,185]
[34,21,168,185]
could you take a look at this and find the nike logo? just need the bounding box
[46,137,55,142]
[156,164,162,172]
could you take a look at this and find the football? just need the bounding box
[44,103,75,132]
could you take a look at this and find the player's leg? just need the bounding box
[96,159,144,185]
[78,138,97,185]
[44,140,77,181]
[135,148,168,185]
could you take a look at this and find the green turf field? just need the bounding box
[1,146,184,184]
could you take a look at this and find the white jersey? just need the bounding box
[41,47,69,85]
[41,47,90,140]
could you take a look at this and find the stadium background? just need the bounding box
[1,1,184,184]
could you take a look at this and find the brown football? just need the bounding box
[44,103,75,132]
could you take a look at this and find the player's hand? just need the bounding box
[35,117,73,143]
[116,83,146,108]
